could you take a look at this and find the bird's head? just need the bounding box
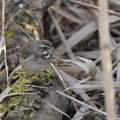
[37,40,53,59]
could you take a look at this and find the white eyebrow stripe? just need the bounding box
[38,44,50,48]
[38,44,46,47]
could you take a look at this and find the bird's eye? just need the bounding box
[43,46,48,50]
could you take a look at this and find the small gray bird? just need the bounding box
[14,37,53,74]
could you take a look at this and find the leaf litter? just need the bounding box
[0,0,120,119]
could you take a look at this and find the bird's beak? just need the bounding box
[53,48,58,51]
[50,47,54,54]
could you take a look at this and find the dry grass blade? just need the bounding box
[0,86,11,102]
[76,56,97,78]
[0,92,37,103]
[48,9,75,59]
[59,16,120,53]
[63,76,91,92]
[56,91,120,120]
[51,63,68,90]
[71,84,103,90]
[12,19,35,41]
[59,70,97,108]
[0,37,3,48]
[1,0,9,86]
[57,55,97,78]
[116,43,120,83]
[51,63,78,111]
[72,106,89,120]
[8,65,21,80]
[0,60,4,70]
[68,7,93,24]
[69,0,120,17]
[59,21,97,49]
[0,46,5,54]
[56,90,107,116]
[51,6,83,24]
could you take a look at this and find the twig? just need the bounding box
[0,86,11,102]
[69,0,120,17]
[56,91,120,120]
[8,65,22,81]
[11,18,35,41]
[51,63,68,91]
[57,90,107,115]
[5,9,22,30]
[0,92,37,102]
[51,6,82,24]
[35,11,44,39]
[116,40,120,83]
[1,0,9,86]
[0,60,4,70]
[98,0,115,120]
[87,0,99,20]
[63,76,91,92]
[51,63,78,111]
[95,43,120,64]
[48,9,75,59]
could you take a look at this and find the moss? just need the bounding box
[5,25,15,39]
[11,69,29,93]
[0,69,53,114]
[0,69,30,113]
[11,78,29,93]
[0,99,19,113]
[45,70,53,79]
[2,84,7,91]
[8,104,18,110]
[0,103,7,113]
[22,114,33,120]
[9,96,22,105]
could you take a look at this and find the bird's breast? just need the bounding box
[19,55,51,73]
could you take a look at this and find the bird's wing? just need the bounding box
[14,37,39,59]
[20,42,39,59]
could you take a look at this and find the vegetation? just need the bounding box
[0,0,120,120]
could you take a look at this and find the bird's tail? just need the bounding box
[14,37,25,47]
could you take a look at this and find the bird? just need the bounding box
[14,37,53,86]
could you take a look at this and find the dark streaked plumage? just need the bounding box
[14,37,53,73]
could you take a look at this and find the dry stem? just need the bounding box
[98,0,115,120]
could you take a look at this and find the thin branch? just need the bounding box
[51,6,82,24]
[11,18,35,41]
[69,0,120,17]
[0,92,37,102]
[51,63,68,91]
[1,0,9,86]
[51,63,78,111]
[63,76,91,92]
[56,91,120,120]
[48,8,75,59]
[8,65,21,81]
